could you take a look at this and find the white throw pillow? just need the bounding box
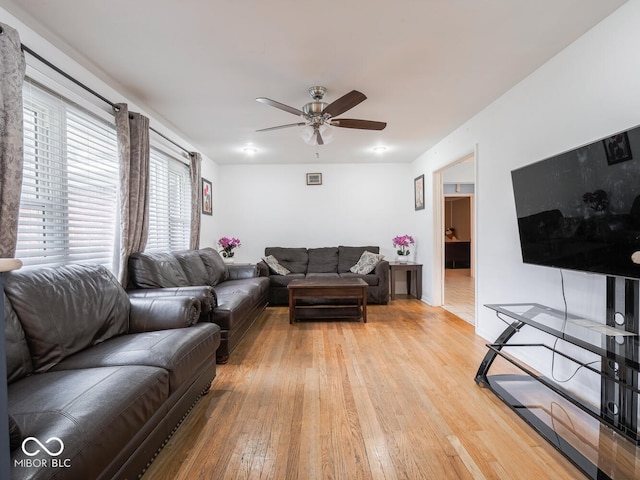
[350,251,384,275]
[262,255,291,275]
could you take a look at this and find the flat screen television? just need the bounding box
[511,125,640,279]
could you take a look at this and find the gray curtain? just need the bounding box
[189,152,202,250]
[115,103,150,285]
[0,23,26,258]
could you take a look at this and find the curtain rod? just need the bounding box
[21,43,193,157]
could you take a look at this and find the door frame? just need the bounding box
[431,148,477,309]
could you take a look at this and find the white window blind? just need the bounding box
[146,147,191,251]
[16,80,119,269]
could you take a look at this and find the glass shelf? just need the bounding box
[485,303,640,371]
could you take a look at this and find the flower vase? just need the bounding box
[223,252,235,264]
[396,253,411,263]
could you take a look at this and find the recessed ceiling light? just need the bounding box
[373,146,387,153]
[243,147,258,155]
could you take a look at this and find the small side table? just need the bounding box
[389,262,423,300]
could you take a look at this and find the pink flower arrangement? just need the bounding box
[218,236,241,258]
[392,234,415,256]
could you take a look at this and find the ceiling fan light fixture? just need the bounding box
[319,124,334,144]
[243,146,258,155]
[300,124,334,146]
[300,125,316,144]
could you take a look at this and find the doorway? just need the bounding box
[443,194,474,323]
[432,152,476,325]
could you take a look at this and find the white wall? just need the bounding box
[443,159,475,184]
[204,163,414,264]
[412,0,640,401]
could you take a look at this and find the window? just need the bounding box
[16,80,119,269]
[146,147,191,251]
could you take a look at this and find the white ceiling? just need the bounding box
[0,0,629,165]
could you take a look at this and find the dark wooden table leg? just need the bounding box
[362,287,367,322]
[289,288,294,324]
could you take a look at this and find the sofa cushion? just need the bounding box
[50,322,220,394]
[4,264,130,373]
[198,247,229,285]
[262,255,291,275]
[264,247,309,274]
[339,272,380,286]
[9,365,169,480]
[350,250,385,274]
[308,247,339,273]
[214,277,269,304]
[128,251,190,288]
[268,273,305,288]
[4,293,33,383]
[338,246,380,273]
[173,249,210,285]
[306,272,340,279]
[211,293,254,331]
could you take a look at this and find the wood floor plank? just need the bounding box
[142,301,600,480]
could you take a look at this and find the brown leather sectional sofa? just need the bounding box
[257,246,390,305]
[5,263,221,480]
[127,248,269,363]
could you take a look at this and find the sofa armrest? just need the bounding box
[256,261,269,277]
[374,259,390,284]
[227,264,258,279]
[128,296,201,333]
[128,286,217,315]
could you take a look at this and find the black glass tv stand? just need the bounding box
[476,277,640,479]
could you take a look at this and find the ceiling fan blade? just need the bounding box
[323,90,367,117]
[256,122,306,132]
[316,128,324,146]
[331,118,387,130]
[256,97,305,117]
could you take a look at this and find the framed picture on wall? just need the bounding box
[201,178,212,215]
[414,174,425,210]
[306,172,322,185]
[603,131,633,165]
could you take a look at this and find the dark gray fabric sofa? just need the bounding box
[4,263,221,480]
[128,248,269,363]
[256,246,389,305]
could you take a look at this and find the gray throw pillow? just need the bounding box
[350,251,384,274]
[263,255,291,275]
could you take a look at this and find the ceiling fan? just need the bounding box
[256,86,387,146]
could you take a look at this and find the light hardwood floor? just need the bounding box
[443,268,475,325]
[141,300,588,480]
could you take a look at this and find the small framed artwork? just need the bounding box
[306,172,322,185]
[603,132,633,165]
[414,174,425,210]
[201,178,212,215]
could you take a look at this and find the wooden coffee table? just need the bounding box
[288,278,368,324]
